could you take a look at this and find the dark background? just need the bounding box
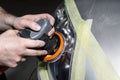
[0,0,62,16]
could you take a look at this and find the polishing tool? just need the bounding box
[19,19,64,63]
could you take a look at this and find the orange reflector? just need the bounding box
[43,32,64,61]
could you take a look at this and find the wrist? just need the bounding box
[0,7,17,27]
[4,14,17,27]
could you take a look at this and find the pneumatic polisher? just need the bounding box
[19,19,64,63]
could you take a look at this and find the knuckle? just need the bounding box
[11,64,17,68]
[37,40,45,47]
[36,40,41,45]
[23,14,32,18]
[45,13,49,15]
[31,22,37,27]
[8,63,17,68]
[43,13,49,15]
[6,30,15,36]
[16,19,24,26]
[20,19,25,24]
[15,57,21,62]
[33,51,38,55]
[51,17,55,21]
[7,29,13,33]
[16,48,25,55]
[37,50,47,56]
[28,50,38,56]
[52,28,55,32]
[33,40,40,46]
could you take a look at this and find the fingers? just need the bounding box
[20,19,41,31]
[20,38,45,48]
[48,27,55,36]
[37,14,55,36]
[19,38,47,56]
[14,30,19,34]
[31,13,55,26]
[16,14,55,36]
[8,63,17,68]
[21,18,55,36]
[7,49,47,67]
[23,14,55,26]
[30,14,55,36]
[42,14,55,26]
[5,59,18,68]
[21,57,26,62]
[23,49,47,56]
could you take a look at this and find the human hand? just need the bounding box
[0,29,47,67]
[13,14,55,36]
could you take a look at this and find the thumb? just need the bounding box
[14,30,19,34]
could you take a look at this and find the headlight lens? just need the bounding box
[48,3,76,80]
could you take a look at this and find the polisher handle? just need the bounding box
[19,19,52,40]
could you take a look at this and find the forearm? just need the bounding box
[0,7,16,31]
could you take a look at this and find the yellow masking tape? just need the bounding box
[38,62,50,80]
[65,0,120,80]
